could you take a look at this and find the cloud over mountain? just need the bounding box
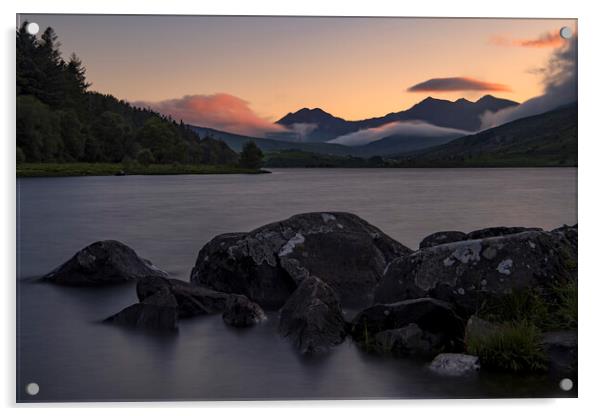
[407,77,510,93]
[481,34,577,129]
[328,121,469,147]
[135,93,287,138]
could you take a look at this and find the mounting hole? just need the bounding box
[25,22,40,36]
[560,26,573,40]
[26,382,40,396]
[559,378,573,391]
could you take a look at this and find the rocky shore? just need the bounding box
[43,212,577,378]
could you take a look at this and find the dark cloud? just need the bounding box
[407,77,511,93]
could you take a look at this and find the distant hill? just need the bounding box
[276,95,518,143]
[394,105,577,167]
[189,125,358,156]
[353,132,462,157]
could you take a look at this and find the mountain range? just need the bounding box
[190,96,576,167]
[394,104,577,166]
[275,95,518,143]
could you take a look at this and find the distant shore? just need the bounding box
[16,163,269,177]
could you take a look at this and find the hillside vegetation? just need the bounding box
[16,23,237,167]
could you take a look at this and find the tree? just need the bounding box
[16,23,240,166]
[137,148,154,166]
[239,141,263,169]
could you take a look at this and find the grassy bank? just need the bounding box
[16,163,268,177]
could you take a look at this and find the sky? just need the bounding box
[19,14,576,136]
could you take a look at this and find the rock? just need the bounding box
[419,231,467,249]
[542,330,577,377]
[429,353,480,376]
[137,275,233,317]
[464,315,500,344]
[222,295,266,327]
[105,288,178,331]
[466,226,542,240]
[374,323,444,357]
[190,212,412,308]
[278,276,347,354]
[43,240,168,285]
[139,276,232,317]
[374,228,577,315]
[350,298,464,353]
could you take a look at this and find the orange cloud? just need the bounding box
[136,93,286,137]
[490,31,565,48]
[407,77,511,92]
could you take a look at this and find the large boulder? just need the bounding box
[418,227,543,250]
[43,240,168,285]
[278,276,347,354]
[466,226,542,240]
[105,288,178,331]
[374,227,577,315]
[222,295,266,328]
[419,231,467,249]
[350,298,465,353]
[190,212,412,308]
[137,275,232,318]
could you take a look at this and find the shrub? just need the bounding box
[466,320,547,372]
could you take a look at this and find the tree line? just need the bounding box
[16,23,263,167]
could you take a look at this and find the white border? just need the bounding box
[2,0,601,413]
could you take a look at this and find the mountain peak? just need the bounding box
[277,107,341,126]
[455,98,472,104]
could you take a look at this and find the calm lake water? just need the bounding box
[17,168,577,401]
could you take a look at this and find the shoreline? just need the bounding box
[16,163,269,178]
[16,163,577,178]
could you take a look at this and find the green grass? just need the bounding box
[16,163,268,177]
[477,282,578,331]
[466,320,548,373]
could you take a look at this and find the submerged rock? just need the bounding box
[222,295,266,327]
[190,212,412,308]
[419,231,467,249]
[374,323,445,357]
[138,275,232,318]
[43,240,168,285]
[374,228,577,315]
[350,298,465,354]
[105,288,178,331]
[542,330,577,377]
[429,353,480,376]
[278,276,347,354]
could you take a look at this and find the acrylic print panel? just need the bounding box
[16,14,577,402]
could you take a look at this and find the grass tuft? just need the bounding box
[466,320,548,373]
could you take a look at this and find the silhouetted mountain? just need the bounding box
[275,96,519,143]
[276,108,353,142]
[394,104,577,167]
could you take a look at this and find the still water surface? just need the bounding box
[17,168,577,401]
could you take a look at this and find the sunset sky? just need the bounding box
[19,14,576,135]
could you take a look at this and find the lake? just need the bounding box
[16,168,578,401]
